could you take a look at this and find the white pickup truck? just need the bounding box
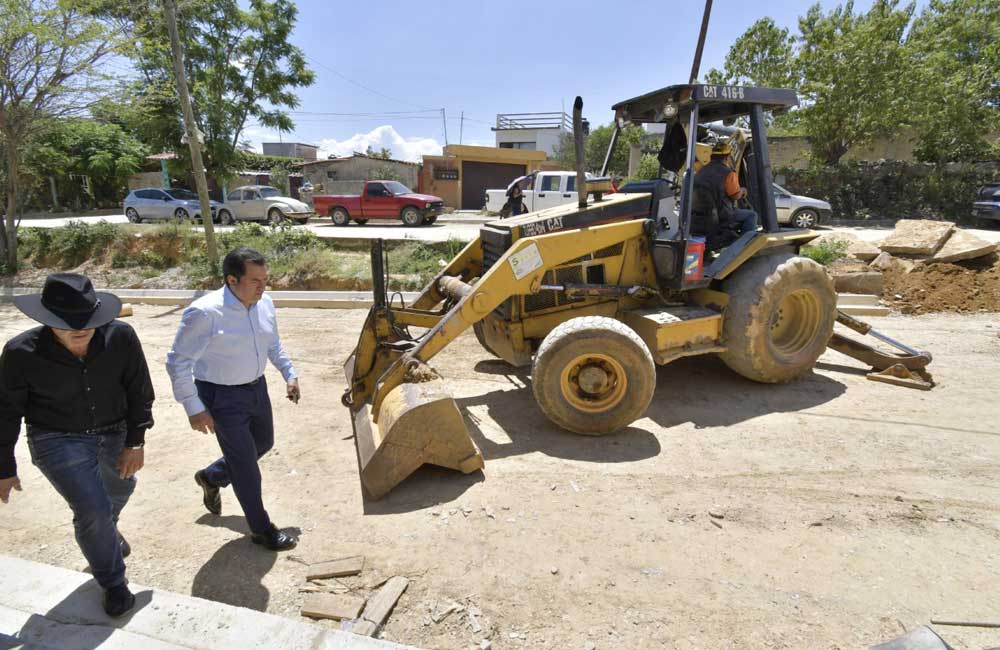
[484,170,593,216]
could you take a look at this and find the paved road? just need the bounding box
[17,212,1000,245]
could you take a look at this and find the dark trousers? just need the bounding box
[730,208,759,234]
[195,379,274,534]
[28,425,134,589]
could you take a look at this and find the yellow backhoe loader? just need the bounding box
[341,85,933,499]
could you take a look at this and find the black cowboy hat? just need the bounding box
[13,273,122,330]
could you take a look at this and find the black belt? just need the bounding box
[27,420,125,436]
[197,376,263,388]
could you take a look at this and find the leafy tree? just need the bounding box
[552,124,644,175]
[906,0,1000,162]
[23,118,147,208]
[269,165,290,195]
[369,165,402,182]
[632,154,662,181]
[0,0,117,267]
[712,18,796,88]
[365,145,392,160]
[107,0,314,183]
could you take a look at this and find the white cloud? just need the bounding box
[317,125,442,162]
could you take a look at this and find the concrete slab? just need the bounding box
[0,555,418,650]
[834,272,884,295]
[879,220,954,256]
[930,228,998,263]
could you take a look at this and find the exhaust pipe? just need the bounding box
[573,96,587,209]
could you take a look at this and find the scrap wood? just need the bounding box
[930,620,1000,628]
[349,576,409,637]
[301,593,366,621]
[306,555,365,580]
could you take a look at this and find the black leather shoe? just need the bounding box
[119,533,131,559]
[194,470,221,515]
[103,583,136,618]
[250,525,297,551]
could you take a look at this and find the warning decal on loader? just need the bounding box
[509,243,544,280]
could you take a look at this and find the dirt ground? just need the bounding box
[883,254,1000,315]
[2,305,999,650]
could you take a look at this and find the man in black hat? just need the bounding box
[0,273,154,618]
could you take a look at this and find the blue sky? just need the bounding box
[241,0,888,160]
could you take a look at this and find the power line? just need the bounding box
[304,55,435,111]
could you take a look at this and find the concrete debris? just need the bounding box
[550,567,559,575]
[879,220,954,256]
[430,600,463,623]
[468,606,483,634]
[834,272,885,295]
[481,641,493,650]
[930,229,998,263]
[570,481,582,493]
[584,642,597,650]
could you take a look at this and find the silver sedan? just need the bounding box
[123,188,220,223]
[773,183,832,229]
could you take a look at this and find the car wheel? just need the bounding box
[401,206,422,227]
[424,215,438,225]
[791,208,819,229]
[331,208,351,226]
[125,208,141,224]
[296,218,309,225]
[219,209,235,225]
[174,208,189,221]
[353,219,368,225]
[268,208,284,225]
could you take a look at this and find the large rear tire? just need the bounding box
[719,252,836,383]
[532,316,655,435]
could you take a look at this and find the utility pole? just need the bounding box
[163,0,219,271]
[441,108,449,146]
[459,111,464,145]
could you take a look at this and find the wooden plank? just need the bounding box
[300,593,365,621]
[353,576,409,636]
[838,306,891,317]
[347,620,378,637]
[305,556,365,580]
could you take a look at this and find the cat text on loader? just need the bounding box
[342,85,933,500]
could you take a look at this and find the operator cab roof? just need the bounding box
[612,84,798,125]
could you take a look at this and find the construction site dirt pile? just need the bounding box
[883,255,1000,314]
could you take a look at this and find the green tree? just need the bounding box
[552,124,644,175]
[906,0,1000,162]
[632,154,661,181]
[365,145,392,160]
[713,18,796,88]
[0,0,117,267]
[23,118,147,208]
[108,0,314,183]
[269,165,290,195]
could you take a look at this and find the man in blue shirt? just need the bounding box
[166,247,299,551]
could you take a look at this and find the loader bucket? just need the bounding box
[345,365,484,499]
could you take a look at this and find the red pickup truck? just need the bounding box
[313,180,445,227]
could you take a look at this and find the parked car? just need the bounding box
[123,188,220,223]
[772,183,832,228]
[484,171,592,216]
[973,183,1000,226]
[218,185,314,225]
[312,181,444,226]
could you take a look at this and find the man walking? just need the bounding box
[0,274,154,617]
[166,247,299,551]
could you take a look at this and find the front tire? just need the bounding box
[331,208,350,226]
[791,208,819,229]
[425,215,438,224]
[532,316,656,435]
[219,209,235,225]
[719,252,836,383]
[125,208,141,224]
[401,206,422,227]
[268,208,284,225]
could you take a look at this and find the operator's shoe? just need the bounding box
[119,533,131,559]
[194,470,221,515]
[103,583,136,618]
[250,525,297,551]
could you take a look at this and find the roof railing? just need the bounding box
[495,112,573,131]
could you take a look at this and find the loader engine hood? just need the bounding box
[479,193,652,270]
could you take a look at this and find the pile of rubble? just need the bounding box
[806,220,1000,314]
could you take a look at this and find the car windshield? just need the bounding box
[259,187,282,198]
[166,189,198,200]
[384,181,412,195]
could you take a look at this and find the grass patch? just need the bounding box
[801,238,850,266]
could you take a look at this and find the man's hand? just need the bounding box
[735,187,748,200]
[0,476,22,504]
[117,448,144,479]
[287,378,301,404]
[189,410,216,434]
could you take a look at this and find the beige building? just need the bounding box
[419,145,564,210]
[297,154,420,195]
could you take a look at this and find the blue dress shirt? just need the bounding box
[166,287,297,416]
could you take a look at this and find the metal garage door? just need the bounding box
[462,161,526,210]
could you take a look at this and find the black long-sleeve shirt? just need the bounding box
[0,321,155,479]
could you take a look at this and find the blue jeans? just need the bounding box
[731,209,759,235]
[27,425,134,590]
[196,380,275,535]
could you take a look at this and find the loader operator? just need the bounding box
[693,140,758,237]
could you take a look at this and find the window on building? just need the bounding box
[499,142,536,150]
[326,170,337,179]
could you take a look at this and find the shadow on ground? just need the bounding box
[4,581,152,650]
